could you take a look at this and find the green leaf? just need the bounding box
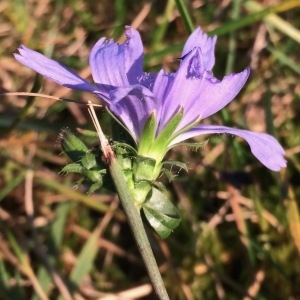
[88,182,104,194]
[76,128,98,137]
[113,141,137,156]
[142,188,181,238]
[61,163,84,174]
[82,169,103,184]
[160,160,189,182]
[60,130,88,162]
[114,145,134,172]
[133,155,157,182]
[62,163,104,187]
[81,152,98,170]
[133,180,152,206]
[151,181,167,193]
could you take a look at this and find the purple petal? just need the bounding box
[171,124,286,171]
[14,45,97,93]
[180,66,250,130]
[109,85,157,141]
[182,27,217,71]
[89,26,144,93]
[138,72,158,91]
[158,48,250,133]
[124,26,144,83]
[152,70,176,128]
[152,70,175,102]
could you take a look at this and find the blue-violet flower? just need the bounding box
[14,26,286,174]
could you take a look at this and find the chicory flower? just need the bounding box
[14,26,286,173]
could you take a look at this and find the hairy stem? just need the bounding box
[87,102,169,299]
[108,155,170,300]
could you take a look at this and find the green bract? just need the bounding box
[143,187,181,239]
[60,130,107,194]
[138,108,184,166]
[60,128,184,238]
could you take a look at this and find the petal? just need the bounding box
[108,85,157,141]
[179,66,250,130]
[89,26,144,93]
[158,48,250,133]
[138,71,157,91]
[152,70,175,102]
[199,68,250,119]
[14,45,97,93]
[156,49,206,133]
[171,124,286,171]
[152,70,176,128]
[124,26,144,83]
[182,27,217,71]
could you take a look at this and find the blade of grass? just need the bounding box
[263,83,276,137]
[114,0,127,37]
[175,0,194,34]
[268,46,300,75]
[5,230,49,300]
[70,199,117,292]
[245,0,300,43]
[145,0,300,67]
[0,172,25,203]
[69,223,102,287]
[50,201,76,251]
[210,0,300,36]
[225,0,242,74]
[32,266,52,300]
[0,260,10,299]
[35,174,125,221]
[285,187,300,255]
[151,0,176,49]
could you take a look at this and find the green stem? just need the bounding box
[108,156,170,300]
[87,103,169,299]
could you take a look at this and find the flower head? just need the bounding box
[14,26,286,172]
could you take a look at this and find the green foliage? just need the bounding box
[60,128,182,238]
[143,187,181,239]
[60,130,108,193]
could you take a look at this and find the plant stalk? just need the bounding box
[87,102,169,300]
[108,155,170,300]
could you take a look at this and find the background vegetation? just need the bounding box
[0,0,300,299]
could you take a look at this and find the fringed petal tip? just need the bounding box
[182,27,218,71]
[89,26,143,91]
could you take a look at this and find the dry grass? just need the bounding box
[1,0,300,299]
